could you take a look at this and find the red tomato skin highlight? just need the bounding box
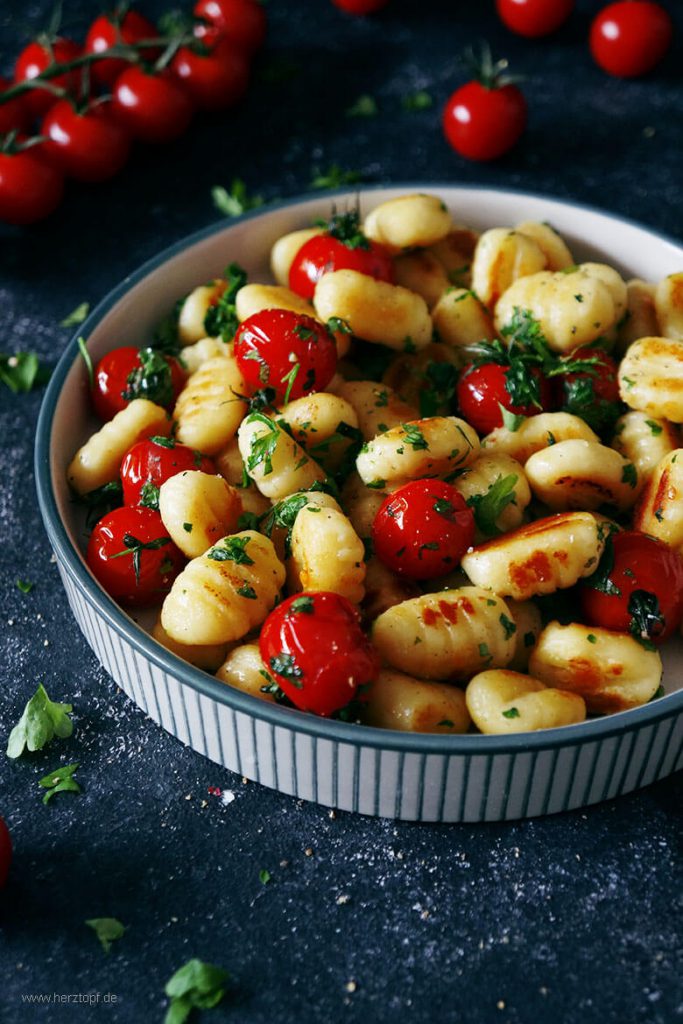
[373,480,475,580]
[580,531,683,641]
[590,1,673,77]
[87,506,185,606]
[112,67,194,144]
[0,817,11,888]
[496,0,574,37]
[41,100,131,182]
[84,11,158,87]
[193,0,267,54]
[456,362,552,435]
[92,347,185,421]
[13,38,82,119]
[121,438,215,506]
[170,40,250,111]
[442,81,527,161]
[289,234,394,301]
[0,149,64,226]
[234,310,337,402]
[260,592,380,716]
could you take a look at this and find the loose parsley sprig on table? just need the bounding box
[164,959,230,1024]
[39,762,81,805]
[86,918,126,954]
[0,352,51,393]
[6,684,74,759]
[211,178,264,218]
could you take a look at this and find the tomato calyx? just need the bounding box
[108,531,172,584]
[121,347,175,406]
[627,590,665,651]
[314,208,370,251]
[464,43,525,91]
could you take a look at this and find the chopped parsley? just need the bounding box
[499,405,525,432]
[478,643,491,659]
[586,634,597,644]
[523,631,536,648]
[310,164,362,190]
[203,263,248,343]
[289,595,315,615]
[7,684,74,759]
[236,583,257,600]
[183,522,193,533]
[122,347,173,407]
[39,762,81,805]
[621,463,638,488]
[499,614,517,640]
[584,529,621,597]
[108,533,170,584]
[433,498,456,520]
[237,511,260,531]
[628,590,664,650]
[466,474,518,537]
[269,653,304,687]
[164,958,230,1024]
[327,316,352,335]
[139,481,160,511]
[60,302,90,328]
[77,336,94,388]
[85,917,126,954]
[212,178,264,217]
[208,536,254,565]
[0,351,50,393]
[346,94,378,118]
[437,719,454,728]
[502,707,520,719]
[401,423,429,451]
[16,579,33,594]
[245,412,280,476]
[261,493,314,556]
[402,90,433,111]
[259,868,272,885]
[645,419,663,436]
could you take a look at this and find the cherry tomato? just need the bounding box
[260,592,380,716]
[84,10,158,87]
[41,99,131,182]
[0,147,64,225]
[14,37,82,120]
[443,71,527,162]
[456,361,553,435]
[121,436,215,508]
[372,480,475,580]
[87,506,185,606]
[590,1,672,78]
[0,817,11,888]
[556,346,621,433]
[0,77,31,135]
[193,0,267,54]
[92,346,185,421]
[496,0,574,37]
[289,220,394,301]
[112,67,194,144]
[580,531,683,642]
[170,39,249,111]
[331,0,390,13]
[234,310,337,402]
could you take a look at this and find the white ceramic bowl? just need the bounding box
[36,184,683,822]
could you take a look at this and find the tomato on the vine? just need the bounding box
[0,146,64,225]
[84,9,158,87]
[260,592,380,716]
[14,37,82,119]
[331,0,391,13]
[457,361,552,435]
[112,67,194,144]
[556,346,621,433]
[289,210,393,301]
[87,506,185,605]
[0,77,30,135]
[590,1,672,78]
[0,817,11,888]
[193,0,267,54]
[496,0,574,38]
[443,49,527,161]
[580,531,683,642]
[42,99,131,182]
[121,436,215,508]
[234,310,337,403]
[372,480,475,580]
[92,346,185,421]
[170,38,249,111]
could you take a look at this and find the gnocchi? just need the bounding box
[466,669,586,735]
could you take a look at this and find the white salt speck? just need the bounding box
[221,790,235,806]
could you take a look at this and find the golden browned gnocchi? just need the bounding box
[178,279,226,344]
[356,416,479,487]
[471,228,547,309]
[314,270,432,351]
[465,669,586,734]
[215,644,276,703]
[334,380,419,440]
[277,392,361,475]
[174,356,247,454]
[392,250,450,309]
[363,193,453,251]
[618,336,683,423]
[152,617,229,672]
[632,448,683,549]
[431,287,497,349]
[158,471,243,558]
[451,452,531,539]
[524,440,640,512]
[654,272,683,341]
[427,226,479,287]
[515,221,574,270]
[288,504,366,604]
[617,279,659,352]
[235,283,314,322]
[610,411,679,483]
[237,411,326,499]
[482,412,600,463]
[361,669,471,733]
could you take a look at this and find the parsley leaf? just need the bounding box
[260,493,312,556]
[289,595,314,615]
[499,405,525,432]
[310,164,362,190]
[259,868,272,885]
[39,762,81,805]
[245,412,280,476]
[16,579,33,594]
[212,178,264,218]
[402,90,433,111]
[346,94,377,118]
[207,536,254,565]
[584,529,621,596]
[139,481,160,511]
[401,423,429,451]
[622,463,638,488]
[236,583,257,600]
[502,707,520,719]
[7,684,74,759]
[164,959,230,1024]
[85,917,126,954]
[77,336,94,389]
[269,652,303,686]
[203,263,248,342]
[645,419,663,436]
[499,614,517,640]
[122,347,173,407]
[0,352,50,393]
[60,302,90,328]
[628,589,664,649]
[466,474,518,537]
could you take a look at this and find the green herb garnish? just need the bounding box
[7,684,74,759]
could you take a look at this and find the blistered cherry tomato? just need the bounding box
[443,73,527,161]
[193,0,267,54]
[234,310,337,402]
[14,37,81,119]
[0,147,64,225]
[42,99,131,182]
[590,1,672,78]
[456,361,553,435]
[112,67,194,144]
[580,531,683,642]
[0,817,11,888]
[170,38,249,111]
[92,346,185,421]
[496,0,574,37]
[289,223,394,301]
[372,480,475,580]
[120,436,215,508]
[0,77,31,134]
[84,10,158,87]
[331,0,390,13]
[87,506,185,606]
[260,592,380,716]
[557,346,621,433]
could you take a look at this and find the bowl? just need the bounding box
[35,184,683,822]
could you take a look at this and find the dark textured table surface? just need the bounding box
[1,1,682,1021]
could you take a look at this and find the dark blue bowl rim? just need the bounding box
[35,181,683,757]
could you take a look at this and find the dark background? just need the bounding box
[1,1,682,1021]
